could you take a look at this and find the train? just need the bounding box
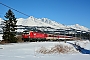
[22,30,73,42]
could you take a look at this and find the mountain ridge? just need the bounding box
[0,16,90,32]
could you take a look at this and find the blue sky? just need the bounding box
[0,0,90,28]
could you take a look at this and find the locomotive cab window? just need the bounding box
[23,31,29,34]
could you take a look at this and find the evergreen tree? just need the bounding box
[3,9,17,43]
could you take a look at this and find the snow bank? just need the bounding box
[36,43,77,54]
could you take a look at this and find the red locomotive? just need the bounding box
[22,31,47,42]
[22,30,73,42]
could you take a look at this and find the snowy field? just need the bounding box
[0,41,90,60]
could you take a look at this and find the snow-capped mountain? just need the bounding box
[16,16,65,29]
[0,18,4,24]
[0,18,4,32]
[67,24,89,31]
[0,16,90,32]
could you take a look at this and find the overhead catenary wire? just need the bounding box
[0,2,30,17]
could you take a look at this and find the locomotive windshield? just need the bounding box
[23,30,29,34]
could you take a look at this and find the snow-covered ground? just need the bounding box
[0,41,90,60]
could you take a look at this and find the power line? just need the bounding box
[0,2,30,17]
